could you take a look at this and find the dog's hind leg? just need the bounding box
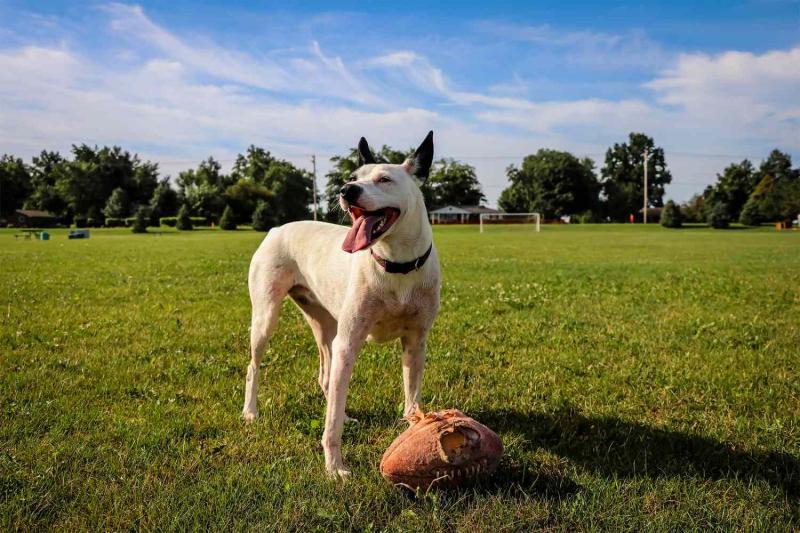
[292,296,337,399]
[243,266,292,421]
[292,292,357,423]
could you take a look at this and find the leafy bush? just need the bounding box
[176,205,193,231]
[104,187,130,219]
[574,210,601,224]
[660,200,682,228]
[124,217,136,227]
[160,217,177,227]
[73,216,88,228]
[251,201,275,232]
[191,217,209,227]
[739,199,761,226]
[707,202,731,229]
[220,205,237,230]
[131,206,149,233]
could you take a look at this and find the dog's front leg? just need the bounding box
[322,314,369,478]
[401,332,427,419]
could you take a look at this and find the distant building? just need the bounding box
[429,205,501,224]
[13,209,57,228]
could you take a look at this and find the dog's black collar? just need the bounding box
[371,243,433,274]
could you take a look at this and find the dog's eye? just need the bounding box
[378,176,391,183]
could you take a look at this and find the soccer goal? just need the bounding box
[479,212,541,233]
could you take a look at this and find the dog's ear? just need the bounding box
[357,137,376,166]
[403,131,434,184]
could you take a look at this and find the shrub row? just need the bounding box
[102,217,140,227]
[73,217,105,228]
[101,216,211,227]
[159,216,210,227]
[104,217,126,227]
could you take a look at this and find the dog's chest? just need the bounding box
[366,287,433,343]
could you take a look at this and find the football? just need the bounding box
[380,408,503,490]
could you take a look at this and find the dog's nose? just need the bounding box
[340,183,362,203]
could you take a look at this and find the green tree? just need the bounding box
[601,133,671,221]
[224,179,273,223]
[702,160,758,222]
[680,194,706,223]
[264,160,313,223]
[427,159,485,209]
[176,204,193,231]
[707,202,731,229]
[759,149,794,181]
[230,146,276,184]
[324,145,410,223]
[60,145,159,221]
[131,206,149,233]
[220,205,237,230]
[177,157,231,222]
[0,155,32,218]
[251,201,275,232]
[25,151,69,217]
[149,179,179,223]
[734,150,799,225]
[660,200,682,228]
[103,187,131,219]
[228,145,312,225]
[498,149,599,219]
[739,199,761,226]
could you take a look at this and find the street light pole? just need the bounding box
[311,154,318,221]
[643,148,650,224]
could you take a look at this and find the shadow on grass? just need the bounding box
[478,406,799,498]
[344,406,581,502]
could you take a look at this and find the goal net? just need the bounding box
[479,213,541,233]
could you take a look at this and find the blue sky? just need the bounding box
[1,1,798,205]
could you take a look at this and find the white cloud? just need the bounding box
[474,21,668,70]
[101,2,384,106]
[646,47,800,148]
[0,4,797,206]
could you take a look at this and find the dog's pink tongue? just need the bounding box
[342,214,381,253]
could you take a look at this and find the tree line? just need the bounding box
[0,144,314,230]
[1,134,797,230]
[491,132,797,226]
[678,149,799,228]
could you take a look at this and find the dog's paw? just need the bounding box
[242,410,259,422]
[326,466,352,480]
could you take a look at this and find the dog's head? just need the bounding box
[340,131,433,253]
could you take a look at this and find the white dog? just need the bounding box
[243,132,441,477]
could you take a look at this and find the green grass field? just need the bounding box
[1,224,798,531]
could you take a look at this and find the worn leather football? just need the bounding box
[380,408,503,490]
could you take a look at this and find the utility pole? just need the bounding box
[311,154,318,221]
[642,147,650,224]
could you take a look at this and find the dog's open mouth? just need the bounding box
[342,206,401,253]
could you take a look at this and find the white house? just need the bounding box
[429,205,501,224]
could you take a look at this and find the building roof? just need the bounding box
[16,209,55,218]
[430,205,501,214]
[460,206,501,214]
